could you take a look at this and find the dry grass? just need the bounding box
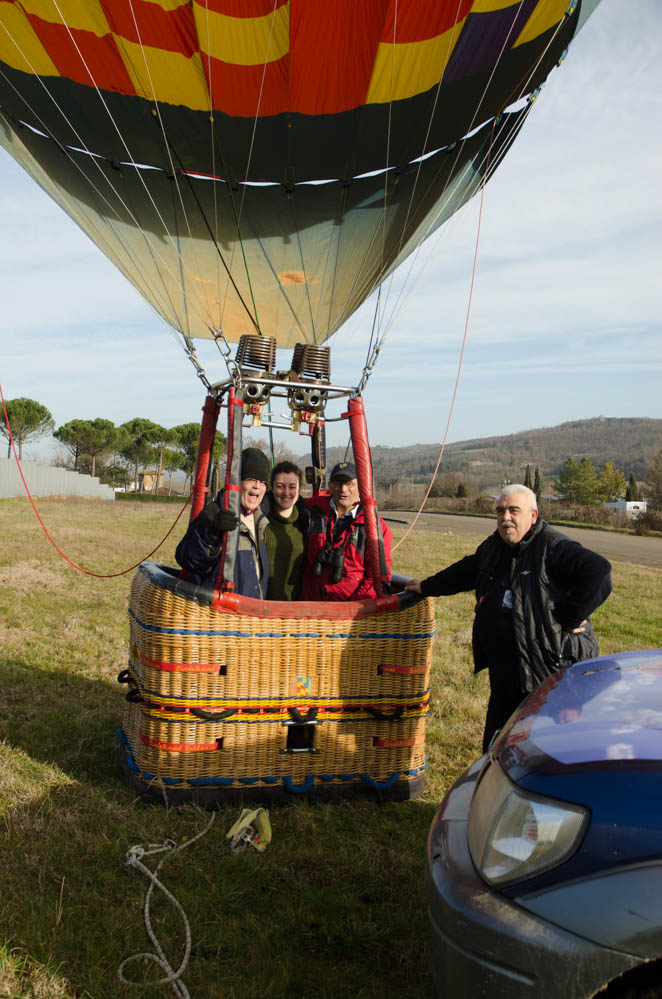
[0,497,660,998]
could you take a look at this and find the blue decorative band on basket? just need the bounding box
[130,610,433,643]
[119,729,427,792]
[283,775,315,793]
[360,772,402,789]
[325,632,435,640]
[188,776,235,786]
[129,609,254,638]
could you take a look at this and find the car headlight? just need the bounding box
[467,761,588,886]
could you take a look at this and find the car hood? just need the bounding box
[494,650,662,777]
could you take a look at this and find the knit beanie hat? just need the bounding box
[241,447,270,484]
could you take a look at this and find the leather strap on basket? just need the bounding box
[364,706,405,722]
[190,707,237,721]
[288,706,318,724]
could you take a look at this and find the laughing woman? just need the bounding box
[264,461,310,601]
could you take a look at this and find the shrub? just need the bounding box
[633,510,662,536]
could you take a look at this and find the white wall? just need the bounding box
[0,457,115,500]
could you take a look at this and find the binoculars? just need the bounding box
[311,543,345,584]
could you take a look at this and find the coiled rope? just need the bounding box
[118,811,217,999]
[118,807,271,997]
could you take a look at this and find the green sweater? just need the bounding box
[265,506,306,600]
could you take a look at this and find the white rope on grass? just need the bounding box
[118,810,217,998]
[118,807,272,996]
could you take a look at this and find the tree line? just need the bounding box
[3,396,662,511]
[0,396,226,494]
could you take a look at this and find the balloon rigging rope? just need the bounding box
[198,0,281,339]
[328,0,471,346]
[124,0,216,338]
[392,0,526,272]
[391,116,496,553]
[0,52,210,352]
[356,2,572,381]
[47,0,217,337]
[2,2,574,373]
[0,8,220,345]
[320,187,351,344]
[0,384,191,578]
[390,13,573,553]
[350,0,530,359]
[197,2,222,326]
[55,16,214,340]
[0,74,196,353]
[392,8,571,345]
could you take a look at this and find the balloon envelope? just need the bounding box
[0,0,601,348]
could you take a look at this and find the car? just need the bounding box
[425,649,662,999]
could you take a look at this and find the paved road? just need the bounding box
[382,511,662,568]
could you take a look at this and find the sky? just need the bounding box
[1,0,661,462]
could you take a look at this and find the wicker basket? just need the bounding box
[118,563,435,805]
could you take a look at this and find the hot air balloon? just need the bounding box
[0,0,603,804]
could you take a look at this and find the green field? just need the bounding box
[1,498,661,999]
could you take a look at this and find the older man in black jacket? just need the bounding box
[405,484,612,751]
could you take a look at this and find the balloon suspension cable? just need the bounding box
[211,327,243,387]
[357,286,385,394]
[351,2,572,370]
[358,337,385,395]
[181,337,214,394]
[0,383,190,577]
[392,117,496,554]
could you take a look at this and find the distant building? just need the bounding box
[605,500,647,519]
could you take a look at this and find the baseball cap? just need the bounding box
[329,461,357,481]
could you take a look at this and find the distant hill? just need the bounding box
[299,417,662,490]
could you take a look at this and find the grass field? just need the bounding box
[1,498,661,999]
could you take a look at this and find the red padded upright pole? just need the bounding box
[218,385,244,591]
[348,395,383,597]
[189,394,221,521]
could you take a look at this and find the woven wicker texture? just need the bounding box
[122,567,435,794]
[123,700,426,782]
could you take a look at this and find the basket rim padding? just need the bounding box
[141,562,425,620]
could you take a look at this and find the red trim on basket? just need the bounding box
[373,736,425,749]
[139,653,222,673]
[139,733,218,753]
[210,591,402,619]
[379,664,428,675]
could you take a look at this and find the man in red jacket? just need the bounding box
[300,461,392,601]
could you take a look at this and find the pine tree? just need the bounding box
[625,473,639,502]
[0,397,54,459]
[534,466,542,501]
[524,464,532,489]
[645,446,662,510]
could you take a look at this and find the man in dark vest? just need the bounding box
[405,484,612,751]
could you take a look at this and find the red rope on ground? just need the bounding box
[1,384,190,578]
[392,119,497,553]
